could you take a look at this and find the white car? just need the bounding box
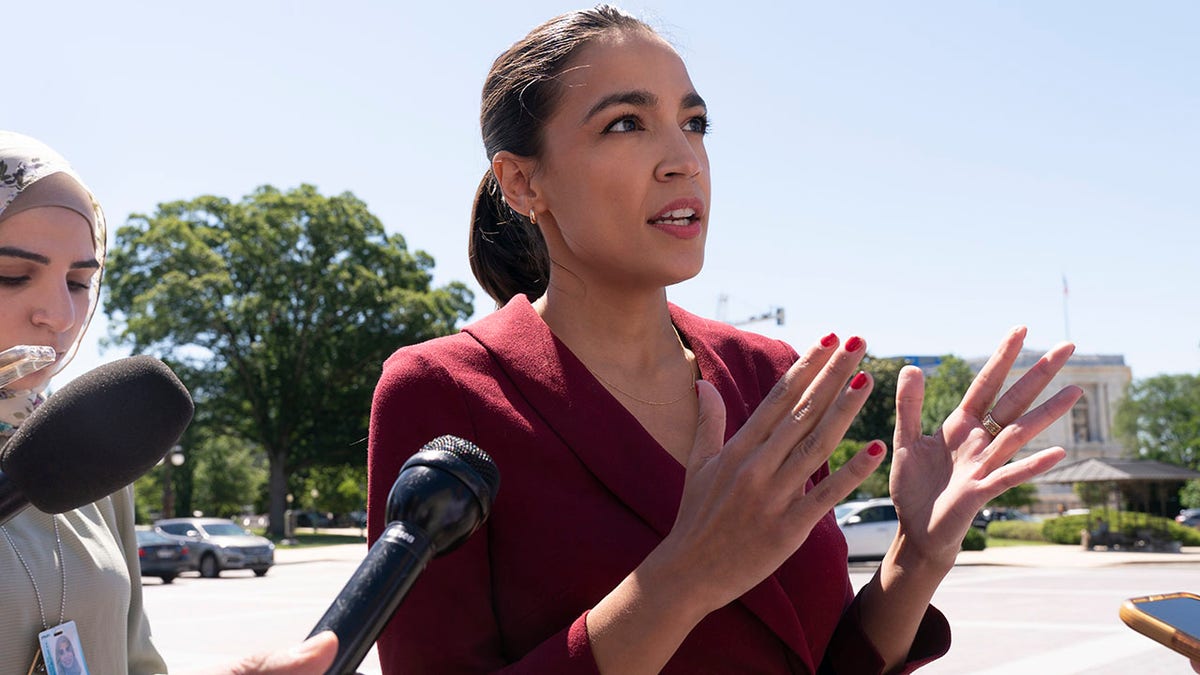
[834,498,898,561]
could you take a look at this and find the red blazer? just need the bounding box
[367,296,949,673]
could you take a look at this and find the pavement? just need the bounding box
[274,536,1200,569]
[954,544,1200,568]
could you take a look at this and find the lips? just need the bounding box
[648,198,704,227]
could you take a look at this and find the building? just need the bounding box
[903,351,1133,513]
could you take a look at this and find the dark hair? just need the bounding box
[469,5,653,305]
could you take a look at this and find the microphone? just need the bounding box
[307,434,500,674]
[0,355,194,524]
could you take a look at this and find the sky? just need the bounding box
[8,0,1198,387]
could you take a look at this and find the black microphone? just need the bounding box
[0,355,194,524]
[307,434,500,674]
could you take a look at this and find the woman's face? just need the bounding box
[530,30,711,291]
[0,206,98,390]
[55,637,77,668]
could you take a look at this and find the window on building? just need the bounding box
[1071,396,1093,442]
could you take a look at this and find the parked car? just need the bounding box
[294,511,333,528]
[1177,508,1200,528]
[135,528,192,584]
[835,498,898,561]
[972,507,1036,530]
[155,517,275,578]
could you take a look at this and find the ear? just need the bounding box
[492,151,541,217]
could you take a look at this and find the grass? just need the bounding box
[250,528,367,549]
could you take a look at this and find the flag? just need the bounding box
[1062,275,1068,297]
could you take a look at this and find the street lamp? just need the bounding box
[161,445,185,519]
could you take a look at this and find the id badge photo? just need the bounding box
[36,621,90,675]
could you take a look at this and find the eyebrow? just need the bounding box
[0,246,100,270]
[581,89,708,125]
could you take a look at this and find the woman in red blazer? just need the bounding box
[367,6,1081,673]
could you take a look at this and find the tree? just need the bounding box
[846,354,906,445]
[1113,373,1200,470]
[921,355,974,435]
[841,355,906,497]
[104,185,473,536]
[989,483,1037,509]
[1180,480,1200,510]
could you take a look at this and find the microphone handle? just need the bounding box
[0,472,30,525]
[309,521,435,675]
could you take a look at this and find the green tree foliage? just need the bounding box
[989,482,1037,509]
[1113,373,1200,470]
[104,185,473,536]
[1074,481,1113,510]
[839,355,906,497]
[190,435,269,519]
[920,355,974,435]
[296,464,367,518]
[1181,480,1200,509]
[846,355,905,444]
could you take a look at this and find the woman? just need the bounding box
[54,635,83,675]
[366,7,1079,673]
[0,131,336,674]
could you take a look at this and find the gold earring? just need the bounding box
[528,208,537,225]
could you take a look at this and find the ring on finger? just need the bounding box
[981,412,1005,438]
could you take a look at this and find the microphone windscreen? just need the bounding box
[0,355,194,513]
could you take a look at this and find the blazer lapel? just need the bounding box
[465,298,684,538]
[468,298,812,670]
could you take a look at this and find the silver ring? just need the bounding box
[982,412,1004,438]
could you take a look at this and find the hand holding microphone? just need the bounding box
[307,435,500,675]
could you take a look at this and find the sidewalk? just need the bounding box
[953,543,1200,568]
[275,541,369,565]
[277,540,1200,569]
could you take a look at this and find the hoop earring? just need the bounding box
[528,209,537,225]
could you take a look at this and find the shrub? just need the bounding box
[987,520,1044,542]
[962,526,987,551]
[1042,514,1093,544]
[1041,510,1200,546]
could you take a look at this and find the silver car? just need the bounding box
[155,517,275,578]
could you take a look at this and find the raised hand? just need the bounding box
[587,334,891,674]
[888,326,1083,566]
[656,334,888,611]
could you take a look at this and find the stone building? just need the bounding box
[904,351,1133,513]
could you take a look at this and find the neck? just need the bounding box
[534,283,680,370]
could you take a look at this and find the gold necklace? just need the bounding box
[585,327,698,406]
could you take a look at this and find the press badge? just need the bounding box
[35,621,90,675]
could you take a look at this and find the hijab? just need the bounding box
[0,131,106,433]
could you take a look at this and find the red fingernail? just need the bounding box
[850,372,868,390]
[845,336,863,352]
[820,332,838,348]
[866,441,886,457]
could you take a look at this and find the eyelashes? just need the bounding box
[601,113,711,136]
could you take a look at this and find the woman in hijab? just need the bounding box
[0,130,336,674]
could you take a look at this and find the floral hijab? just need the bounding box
[0,131,107,433]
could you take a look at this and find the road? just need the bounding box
[849,557,1200,674]
[142,543,383,673]
[143,543,1200,673]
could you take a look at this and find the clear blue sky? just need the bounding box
[9,1,1198,386]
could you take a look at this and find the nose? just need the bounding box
[30,282,78,335]
[655,128,704,182]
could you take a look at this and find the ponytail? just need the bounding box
[469,171,549,306]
